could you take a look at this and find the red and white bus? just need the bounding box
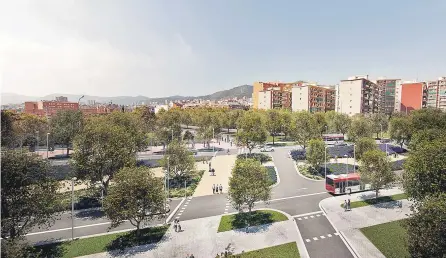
[325,173,371,195]
[322,134,344,142]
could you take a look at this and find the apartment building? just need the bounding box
[426,77,446,111]
[376,78,402,114]
[399,82,427,113]
[257,87,292,110]
[336,76,379,116]
[24,99,79,118]
[292,85,336,112]
[252,81,302,109]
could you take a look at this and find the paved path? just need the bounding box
[193,154,235,197]
[81,214,300,258]
[320,187,412,258]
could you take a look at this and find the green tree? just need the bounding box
[334,113,351,136]
[403,139,446,202]
[409,129,446,151]
[13,113,48,149]
[103,166,165,237]
[236,111,267,153]
[183,130,195,145]
[389,116,411,148]
[50,110,83,156]
[348,115,373,142]
[265,109,283,144]
[410,108,446,132]
[325,110,337,133]
[156,108,183,145]
[107,111,147,152]
[306,139,325,172]
[313,112,328,136]
[1,151,59,242]
[290,111,318,149]
[133,106,157,133]
[160,140,196,180]
[1,110,17,148]
[72,115,137,195]
[279,109,293,140]
[370,113,388,138]
[358,149,394,198]
[405,193,446,258]
[355,137,377,160]
[196,111,221,148]
[228,159,271,216]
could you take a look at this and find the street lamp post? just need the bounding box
[212,127,215,152]
[71,177,77,240]
[46,133,50,159]
[353,144,356,173]
[324,146,328,181]
[167,156,170,199]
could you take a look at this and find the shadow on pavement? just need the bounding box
[74,209,105,220]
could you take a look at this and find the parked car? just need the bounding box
[260,146,274,152]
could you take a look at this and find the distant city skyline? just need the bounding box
[1,0,445,97]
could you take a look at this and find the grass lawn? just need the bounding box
[31,225,169,258]
[229,242,300,258]
[265,166,277,186]
[341,193,408,209]
[217,210,288,233]
[169,170,205,198]
[360,220,409,258]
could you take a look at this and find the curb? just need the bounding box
[219,208,310,258]
[319,199,361,258]
[293,161,324,182]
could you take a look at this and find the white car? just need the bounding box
[260,146,274,152]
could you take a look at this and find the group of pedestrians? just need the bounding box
[174,219,182,232]
[344,199,351,211]
[212,184,223,194]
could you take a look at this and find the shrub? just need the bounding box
[236,153,272,164]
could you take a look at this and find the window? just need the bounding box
[326,177,334,186]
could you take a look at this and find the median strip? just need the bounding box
[341,193,408,209]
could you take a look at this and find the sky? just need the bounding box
[0,0,445,98]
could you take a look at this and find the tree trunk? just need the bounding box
[136,221,141,237]
[66,146,70,156]
[375,188,379,198]
[272,135,275,145]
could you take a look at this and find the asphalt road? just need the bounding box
[31,144,355,257]
[294,212,354,258]
[26,199,182,245]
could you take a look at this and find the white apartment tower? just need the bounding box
[336,76,379,116]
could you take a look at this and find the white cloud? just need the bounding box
[0,0,200,97]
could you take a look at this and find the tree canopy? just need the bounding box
[355,137,377,160]
[290,111,319,149]
[265,109,283,144]
[358,149,394,198]
[389,116,411,148]
[237,111,267,152]
[50,110,83,156]
[228,159,271,214]
[348,115,373,142]
[1,151,59,241]
[160,140,196,180]
[103,166,165,237]
[306,139,325,172]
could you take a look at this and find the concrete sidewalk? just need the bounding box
[320,187,413,258]
[81,214,300,258]
[193,154,236,197]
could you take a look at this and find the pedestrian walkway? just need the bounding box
[192,154,236,197]
[81,214,300,258]
[320,187,413,258]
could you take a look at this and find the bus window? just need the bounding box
[326,177,334,186]
[348,180,360,186]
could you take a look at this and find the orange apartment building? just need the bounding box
[253,81,304,109]
[291,85,336,112]
[399,82,427,113]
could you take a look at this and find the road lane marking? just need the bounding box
[305,239,310,242]
[297,218,302,220]
[313,237,318,241]
[334,232,339,236]
[304,217,308,219]
[310,216,314,218]
[293,210,324,218]
[320,235,325,239]
[304,233,338,243]
[327,234,332,237]
[256,191,327,204]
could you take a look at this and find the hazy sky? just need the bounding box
[1,0,445,97]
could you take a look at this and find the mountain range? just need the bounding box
[1,85,253,105]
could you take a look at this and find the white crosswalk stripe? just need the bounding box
[304,233,338,243]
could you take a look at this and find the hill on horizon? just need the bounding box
[1,85,253,105]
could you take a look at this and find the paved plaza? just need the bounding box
[81,213,300,258]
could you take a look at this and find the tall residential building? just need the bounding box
[426,77,446,111]
[336,76,379,116]
[292,85,336,112]
[399,82,427,113]
[376,78,402,114]
[252,81,302,109]
[257,87,292,110]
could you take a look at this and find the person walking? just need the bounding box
[347,199,351,210]
[215,184,219,194]
[212,168,215,176]
[177,221,182,232]
[174,219,178,232]
[219,184,223,194]
[344,200,347,211]
[212,184,215,194]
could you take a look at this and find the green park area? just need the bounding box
[31,225,169,258]
[360,220,409,258]
[222,242,300,258]
[217,210,288,233]
[341,193,407,209]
